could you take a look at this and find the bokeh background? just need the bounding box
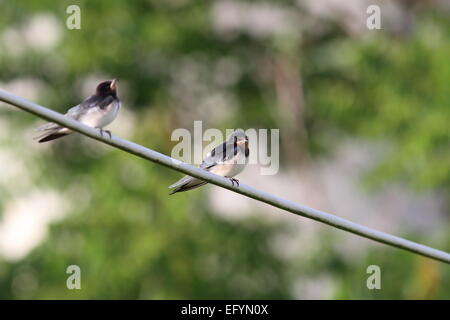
[0,0,449,299]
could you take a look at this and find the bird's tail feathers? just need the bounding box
[168,176,208,195]
[36,122,61,132]
[37,132,69,143]
[34,126,71,143]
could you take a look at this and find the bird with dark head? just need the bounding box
[36,79,121,143]
[168,130,250,194]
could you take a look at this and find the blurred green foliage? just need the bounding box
[0,1,449,299]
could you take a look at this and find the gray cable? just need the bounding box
[1,89,449,264]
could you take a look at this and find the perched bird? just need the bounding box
[169,130,249,195]
[35,79,120,143]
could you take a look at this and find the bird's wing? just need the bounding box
[200,141,238,170]
[36,102,84,132]
[67,95,115,118]
[65,103,84,118]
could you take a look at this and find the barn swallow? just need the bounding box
[169,130,249,194]
[36,79,120,143]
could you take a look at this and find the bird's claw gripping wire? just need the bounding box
[99,128,112,139]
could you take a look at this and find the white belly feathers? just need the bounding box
[79,100,120,128]
[209,148,248,178]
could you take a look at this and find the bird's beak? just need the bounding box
[237,137,248,145]
[110,79,117,90]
